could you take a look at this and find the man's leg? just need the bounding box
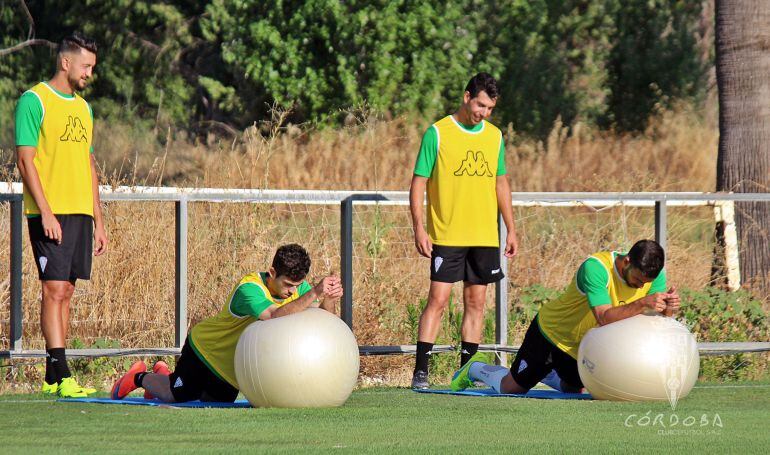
[141,373,176,402]
[114,363,180,402]
[550,349,585,393]
[457,316,552,394]
[413,245,466,388]
[118,342,203,402]
[460,283,486,366]
[41,280,75,383]
[144,361,172,399]
[460,246,503,367]
[470,364,529,394]
[413,281,453,387]
[59,280,76,340]
[451,351,529,393]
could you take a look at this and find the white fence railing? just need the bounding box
[1,184,769,360]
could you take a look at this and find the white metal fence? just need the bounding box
[1,183,769,359]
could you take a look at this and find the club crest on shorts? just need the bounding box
[434,256,443,272]
[39,256,48,273]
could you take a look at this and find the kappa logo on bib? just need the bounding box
[454,151,493,177]
[59,116,88,142]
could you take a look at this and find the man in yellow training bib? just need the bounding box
[111,244,343,403]
[409,73,518,389]
[451,239,681,394]
[15,32,108,398]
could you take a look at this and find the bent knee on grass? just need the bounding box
[142,374,176,402]
[500,374,529,394]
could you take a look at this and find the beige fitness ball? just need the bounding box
[578,314,699,402]
[234,308,360,408]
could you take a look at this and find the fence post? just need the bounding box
[9,198,23,352]
[494,212,509,366]
[175,196,188,348]
[655,199,667,252]
[717,201,741,291]
[340,197,354,329]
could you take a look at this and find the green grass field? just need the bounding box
[0,382,767,454]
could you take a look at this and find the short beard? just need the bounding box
[68,75,87,91]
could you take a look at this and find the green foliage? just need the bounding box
[0,0,205,146]
[0,0,710,144]
[475,0,617,137]
[69,337,125,377]
[200,0,475,123]
[678,288,769,381]
[679,288,767,342]
[605,0,707,130]
[514,284,562,321]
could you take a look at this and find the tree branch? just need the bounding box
[19,0,34,40]
[0,38,57,57]
[0,0,56,56]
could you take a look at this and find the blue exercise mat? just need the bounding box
[414,388,592,400]
[58,397,252,408]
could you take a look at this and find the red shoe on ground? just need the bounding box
[143,361,171,399]
[111,361,146,400]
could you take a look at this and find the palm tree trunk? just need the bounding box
[715,0,770,290]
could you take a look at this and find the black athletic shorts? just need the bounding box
[430,245,504,284]
[510,315,584,391]
[169,339,239,403]
[28,214,93,281]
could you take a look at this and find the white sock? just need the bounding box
[540,369,563,391]
[469,362,509,393]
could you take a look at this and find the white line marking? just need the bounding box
[0,400,56,403]
[693,384,770,389]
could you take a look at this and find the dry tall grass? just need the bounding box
[91,103,717,192]
[4,105,761,391]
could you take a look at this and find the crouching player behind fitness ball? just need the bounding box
[450,240,680,394]
[111,244,343,402]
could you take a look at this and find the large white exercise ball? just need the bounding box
[234,308,359,408]
[577,314,699,402]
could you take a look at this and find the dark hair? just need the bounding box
[464,72,499,99]
[627,240,665,279]
[58,32,97,56]
[272,244,311,281]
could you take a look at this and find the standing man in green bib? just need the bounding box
[15,32,108,398]
[409,73,518,389]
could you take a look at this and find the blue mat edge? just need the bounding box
[414,388,592,400]
[58,397,252,408]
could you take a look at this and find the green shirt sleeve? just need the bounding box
[576,257,611,307]
[14,91,43,147]
[230,283,274,318]
[231,281,313,318]
[87,101,94,154]
[413,125,438,177]
[497,134,506,176]
[297,280,311,297]
[646,269,667,294]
